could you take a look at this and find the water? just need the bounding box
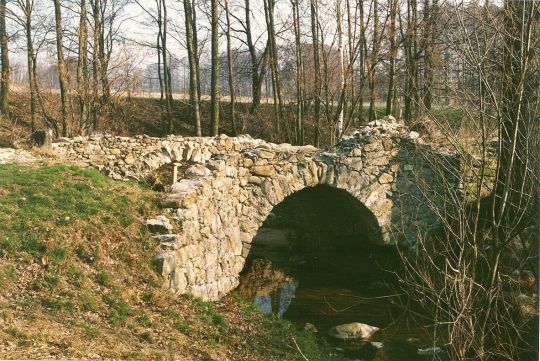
[237,248,444,360]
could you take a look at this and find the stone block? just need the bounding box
[379,173,394,184]
[147,215,173,234]
[251,165,275,177]
[155,252,176,276]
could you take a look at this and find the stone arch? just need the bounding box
[235,150,395,252]
[155,145,399,300]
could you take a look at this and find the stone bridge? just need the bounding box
[53,117,457,301]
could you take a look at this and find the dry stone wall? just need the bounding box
[52,117,458,301]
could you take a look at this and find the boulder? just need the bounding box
[328,322,379,340]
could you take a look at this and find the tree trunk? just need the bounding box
[159,0,173,133]
[404,0,419,122]
[292,0,303,145]
[355,0,367,124]
[263,0,284,139]
[0,0,9,116]
[77,0,90,133]
[368,0,379,122]
[191,0,201,103]
[224,0,237,135]
[156,14,165,132]
[183,0,201,136]
[386,0,398,116]
[336,0,345,141]
[24,0,37,131]
[245,0,264,114]
[210,0,220,136]
[346,0,355,112]
[310,0,321,147]
[99,3,110,102]
[91,0,102,131]
[422,0,433,111]
[53,0,69,136]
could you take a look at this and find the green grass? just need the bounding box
[0,163,155,331]
[79,290,100,312]
[0,264,18,287]
[172,315,191,334]
[96,270,113,287]
[0,164,151,259]
[104,291,133,326]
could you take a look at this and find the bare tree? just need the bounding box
[53,0,68,136]
[310,0,322,146]
[403,0,420,122]
[291,0,303,145]
[385,0,398,116]
[90,0,102,131]
[23,0,37,131]
[77,0,90,133]
[241,0,268,114]
[398,2,539,360]
[0,0,9,116]
[183,0,201,136]
[335,0,344,140]
[263,0,284,138]
[210,0,219,136]
[224,0,237,135]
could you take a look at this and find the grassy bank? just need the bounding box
[0,164,341,360]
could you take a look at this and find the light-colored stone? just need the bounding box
[379,173,394,184]
[257,149,275,159]
[251,165,275,177]
[328,322,380,340]
[147,216,173,234]
[248,176,262,185]
[417,347,443,356]
[185,164,211,179]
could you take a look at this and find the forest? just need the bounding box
[0,0,535,147]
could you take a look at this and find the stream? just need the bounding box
[236,231,445,360]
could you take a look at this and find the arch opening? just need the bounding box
[235,185,413,358]
[249,185,384,272]
[237,185,399,307]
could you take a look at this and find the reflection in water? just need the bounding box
[237,256,442,361]
[254,280,299,317]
